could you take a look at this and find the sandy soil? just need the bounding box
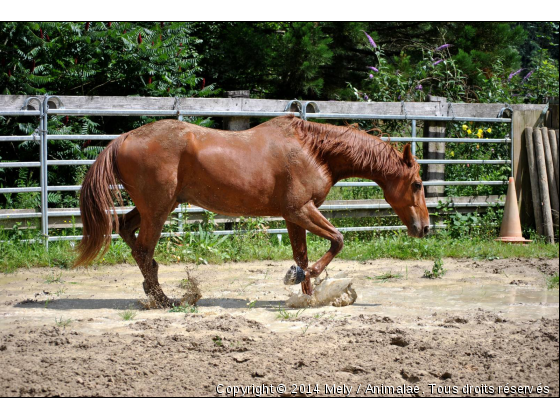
[0,258,558,397]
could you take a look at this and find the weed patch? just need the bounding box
[169,303,198,314]
[424,257,446,278]
[118,308,137,321]
[547,274,559,289]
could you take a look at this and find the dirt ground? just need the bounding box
[0,258,558,397]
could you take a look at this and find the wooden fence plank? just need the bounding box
[0,95,547,117]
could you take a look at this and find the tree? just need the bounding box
[1,22,212,97]
[0,22,212,209]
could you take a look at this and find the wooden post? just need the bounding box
[533,129,555,243]
[548,129,559,194]
[422,96,446,197]
[546,97,559,129]
[223,90,250,131]
[541,128,559,227]
[512,109,543,227]
[524,128,544,235]
[223,91,250,232]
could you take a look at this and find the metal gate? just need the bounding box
[0,96,513,244]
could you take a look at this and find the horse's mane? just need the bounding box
[286,116,415,178]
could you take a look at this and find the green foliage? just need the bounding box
[353,23,557,105]
[548,274,559,289]
[192,22,559,102]
[44,271,63,284]
[275,22,333,97]
[118,307,137,321]
[165,220,230,265]
[0,22,213,210]
[1,221,558,273]
[433,201,504,239]
[194,22,335,98]
[1,22,212,97]
[372,272,403,282]
[169,303,198,313]
[54,317,72,328]
[423,257,445,278]
[276,306,305,320]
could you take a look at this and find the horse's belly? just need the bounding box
[181,189,283,217]
[178,170,283,217]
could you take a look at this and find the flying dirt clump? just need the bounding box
[179,271,202,306]
[286,278,357,308]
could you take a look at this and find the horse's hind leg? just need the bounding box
[284,202,344,295]
[132,208,174,307]
[115,207,141,249]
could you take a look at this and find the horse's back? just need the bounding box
[116,117,329,217]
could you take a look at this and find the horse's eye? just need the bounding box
[413,182,422,192]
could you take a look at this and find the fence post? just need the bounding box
[541,128,559,227]
[513,109,546,228]
[533,128,555,243]
[39,97,49,246]
[422,96,446,198]
[223,90,250,131]
[546,97,558,130]
[524,128,544,235]
[223,91,250,231]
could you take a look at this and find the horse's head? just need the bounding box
[381,144,430,238]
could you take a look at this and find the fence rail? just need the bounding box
[0,95,519,244]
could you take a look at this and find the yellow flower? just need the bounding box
[467,129,472,135]
[477,132,483,139]
[476,144,480,149]
[477,129,483,134]
[462,125,468,131]
[487,128,492,133]
[450,151,455,157]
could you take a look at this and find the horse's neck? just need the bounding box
[321,140,390,186]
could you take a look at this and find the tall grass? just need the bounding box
[1,225,558,273]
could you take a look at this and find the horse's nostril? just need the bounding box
[423,225,430,235]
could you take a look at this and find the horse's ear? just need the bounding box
[402,143,414,167]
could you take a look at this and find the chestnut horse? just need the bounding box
[75,115,430,307]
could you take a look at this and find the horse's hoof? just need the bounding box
[153,297,174,309]
[284,265,306,285]
[144,292,175,309]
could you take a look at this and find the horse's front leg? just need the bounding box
[283,202,344,295]
[284,221,312,294]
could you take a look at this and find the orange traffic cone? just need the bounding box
[496,177,532,243]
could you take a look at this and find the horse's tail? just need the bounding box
[73,133,129,267]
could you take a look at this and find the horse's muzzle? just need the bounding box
[409,223,430,238]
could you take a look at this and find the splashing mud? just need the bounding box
[180,277,202,306]
[286,278,357,308]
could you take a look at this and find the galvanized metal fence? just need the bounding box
[0,96,513,244]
